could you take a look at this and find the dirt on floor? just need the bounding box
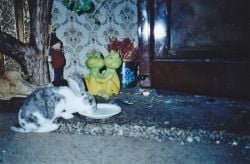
[0,112,250,164]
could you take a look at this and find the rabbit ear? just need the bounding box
[67,75,86,96]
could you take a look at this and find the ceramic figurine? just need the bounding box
[85,51,105,95]
[84,50,122,99]
[48,33,67,86]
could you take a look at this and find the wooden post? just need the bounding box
[14,0,24,42]
[0,53,4,76]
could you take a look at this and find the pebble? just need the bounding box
[216,140,220,144]
[143,91,150,96]
[194,136,201,142]
[186,136,193,143]
[164,121,170,125]
[245,144,250,149]
[232,141,238,146]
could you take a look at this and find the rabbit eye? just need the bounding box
[89,99,93,104]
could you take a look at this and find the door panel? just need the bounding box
[170,0,250,50]
[152,60,250,98]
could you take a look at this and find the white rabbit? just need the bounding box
[11,74,96,133]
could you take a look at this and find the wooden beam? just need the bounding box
[14,0,24,42]
[0,53,4,75]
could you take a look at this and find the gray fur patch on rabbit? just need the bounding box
[19,87,65,125]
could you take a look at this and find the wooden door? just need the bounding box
[138,0,250,99]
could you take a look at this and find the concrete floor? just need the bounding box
[0,87,250,163]
[0,119,249,164]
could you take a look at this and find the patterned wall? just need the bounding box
[51,0,138,78]
[0,0,19,71]
[0,0,17,37]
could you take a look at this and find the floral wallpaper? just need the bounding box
[0,0,30,72]
[0,0,17,37]
[0,0,19,71]
[51,0,138,78]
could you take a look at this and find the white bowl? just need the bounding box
[84,103,121,119]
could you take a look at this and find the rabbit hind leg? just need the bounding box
[31,112,59,132]
[35,123,59,132]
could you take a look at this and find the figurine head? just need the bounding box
[104,50,122,69]
[85,51,104,69]
[50,33,63,50]
[51,42,61,50]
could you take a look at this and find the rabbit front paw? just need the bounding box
[61,112,74,119]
